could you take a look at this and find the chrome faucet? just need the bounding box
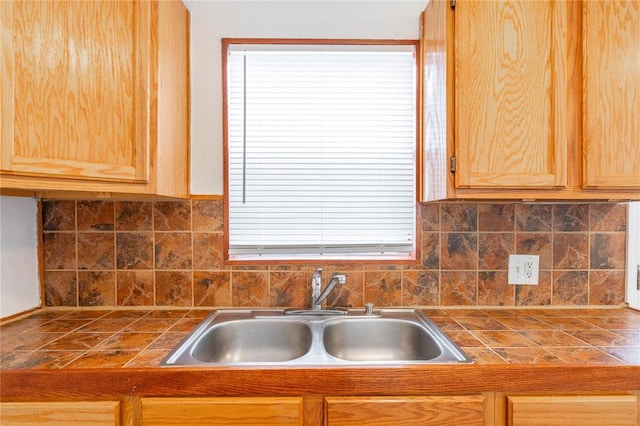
[310,268,346,311]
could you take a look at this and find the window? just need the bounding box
[224,40,418,260]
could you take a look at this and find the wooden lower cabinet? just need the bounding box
[507,394,639,426]
[324,395,489,426]
[0,401,120,426]
[140,396,304,426]
[3,393,638,426]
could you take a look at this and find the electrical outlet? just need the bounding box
[508,254,539,285]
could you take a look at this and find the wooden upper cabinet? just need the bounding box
[454,0,568,190]
[583,0,640,189]
[0,0,189,198]
[421,0,639,200]
[1,1,149,183]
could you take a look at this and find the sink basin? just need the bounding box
[161,308,472,366]
[323,318,441,361]
[191,319,312,363]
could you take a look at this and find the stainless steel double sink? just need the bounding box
[161,308,473,366]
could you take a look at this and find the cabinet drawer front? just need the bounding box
[325,395,486,426]
[141,397,303,426]
[507,395,638,426]
[0,401,120,426]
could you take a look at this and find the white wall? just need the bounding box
[185,0,427,194]
[0,196,40,318]
[0,2,426,316]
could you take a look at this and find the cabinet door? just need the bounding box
[0,401,120,426]
[325,395,486,426]
[454,0,568,189]
[141,397,303,426]
[1,0,150,183]
[583,1,640,189]
[507,395,638,426]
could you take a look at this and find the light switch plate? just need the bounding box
[508,254,539,285]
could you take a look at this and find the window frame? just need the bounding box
[222,38,423,264]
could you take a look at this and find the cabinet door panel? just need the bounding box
[454,0,567,189]
[141,397,303,426]
[325,395,486,426]
[583,0,640,188]
[507,395,638,426]
[1,0,149,183]
[0,401,120,426]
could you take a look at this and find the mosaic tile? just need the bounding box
[441,203,477,231]
[269,271,308,308]
[192,233,225,270]
[43,233,76,270]
[115,201,153,231]
[44,272,77,307]
[364,271,402,307]
[478,204,514,231]
[553,271,588,305]
[516,233,552,269]
[154,201,191,231]
[65,350,137,368]
[402,270,439,306]
[493,347,563,364]
[42,200,75,231]
[78,233,115,269]
[515,204,552,232]
[478,234,514,270]
[77,201,114,231]
[325,271,364,309]
[589,271,626,305]
[117,271,154,306]
[116,232,154,269]
[155,233,192,270]
[589,204,626,232]
[231,271,269,307]
[440,271,477,306]
[192,199,224,232]
[553,204,589,232]
[515,271,552,306]
[155,271,193,307]
[553,233,589,269]
[590,233,626,269]
[478,271,514,306]
[441,233,477,270]
[78,271,116,306]
[193,271,231,307]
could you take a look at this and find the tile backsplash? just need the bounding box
[41,200,627,308]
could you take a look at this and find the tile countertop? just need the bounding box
[1,307,639,370]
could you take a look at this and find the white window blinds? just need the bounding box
[226,44,416,259]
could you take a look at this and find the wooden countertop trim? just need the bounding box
[1,365,639,400]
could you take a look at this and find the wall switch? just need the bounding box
[508,254,539,285]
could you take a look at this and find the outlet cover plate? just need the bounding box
[508,254,539,285]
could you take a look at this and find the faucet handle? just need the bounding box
[332,273,346,284]
[365,303,374,315]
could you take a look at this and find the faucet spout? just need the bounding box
[310,269,346,310]
[314,275,346,307]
